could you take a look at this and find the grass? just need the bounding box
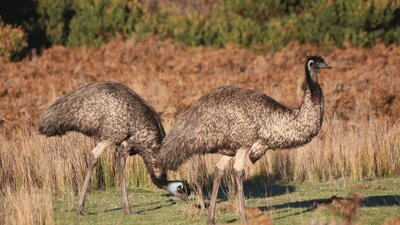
[0,187,53,225]
[1,120,397,194]
[0,119,399,224]
[52,177,400,225]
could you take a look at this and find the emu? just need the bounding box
[38,81,189,215]
[158,56,332,224]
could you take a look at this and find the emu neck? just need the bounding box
[150,172,169,189]
[295,69,324,138]
[141,153,169,189]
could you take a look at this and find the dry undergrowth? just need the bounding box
[0,38,399,134]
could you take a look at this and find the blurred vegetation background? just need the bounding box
[0,0,400,61]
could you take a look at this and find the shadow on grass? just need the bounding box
[264,194,400,210]
[103,199,177,214]
[261,195,400,220]
[201,175,295,202]
[361,195,400,207]
[196,176,400,220]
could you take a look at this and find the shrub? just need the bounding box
[11,0,400,50]
[161,14,205,47]
[155,0,400,50]
[0,20,28,62]
[203,5,264,48]
[133,9,168,42]
[67,0,143,47]
[36,0,74,45]
[35,0,148,47]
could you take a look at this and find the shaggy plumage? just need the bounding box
[38,81,188,215]
[39,81,164,171]
[157,56,331,224]
[159,57,326,170]
[39,81,164,144]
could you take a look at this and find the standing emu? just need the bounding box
[158,56,332,224]
[38,81,189,215]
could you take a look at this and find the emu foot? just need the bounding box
[76,206,87,216]
[124,208,132,215]
[207,219,215,225]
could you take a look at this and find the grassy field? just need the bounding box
[0,119,398,225]
[51,177,400,225]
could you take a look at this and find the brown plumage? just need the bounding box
[39,81,188,215]
[158,56,332,224]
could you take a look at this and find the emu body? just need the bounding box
[158,56,331,224]
[39,81,188,215]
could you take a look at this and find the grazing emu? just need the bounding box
[38,81,189,215]
[158,56,332,224]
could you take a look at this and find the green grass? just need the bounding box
[53,177,400,225]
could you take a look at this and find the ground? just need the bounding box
[53,177,400,225]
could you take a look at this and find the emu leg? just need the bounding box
[233,148,248,224]
[117,148,132,215]
[207,155,232,225]
[76,141,112,215]
[235,170,246,223]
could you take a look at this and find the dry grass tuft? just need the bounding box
[313,192,364,225]
[0,186,53,225]
[326,193,363,225]
[244,208,272,225]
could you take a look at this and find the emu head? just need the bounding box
[165,181,191,202]
[306,56,332,81]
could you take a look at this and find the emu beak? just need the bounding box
[319,62,332,69]
[176,191,189,203]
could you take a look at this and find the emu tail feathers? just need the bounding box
[38,110,66,136]
[38,97,71,136]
